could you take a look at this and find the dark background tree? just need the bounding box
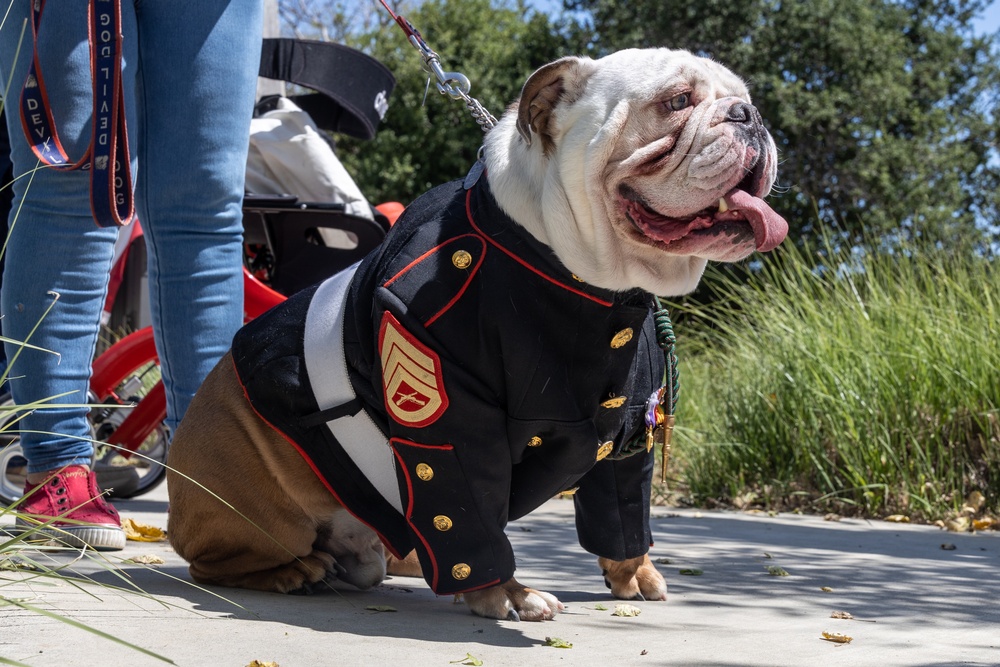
[322,0,573,205]
[282,0,1000,252]
[564,0,1000,250]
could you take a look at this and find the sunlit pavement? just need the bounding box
[2,481,998,667]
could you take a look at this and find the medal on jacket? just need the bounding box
[644,387,675,483]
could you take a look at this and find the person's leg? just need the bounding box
[133,0,262,432]
[0,1,138,549]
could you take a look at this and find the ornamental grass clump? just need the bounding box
[673,237,999,521]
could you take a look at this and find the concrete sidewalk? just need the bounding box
[1,482,998,667]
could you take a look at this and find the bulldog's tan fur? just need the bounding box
[167,48,785,622]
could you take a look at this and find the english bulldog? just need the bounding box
[166,48,787,622]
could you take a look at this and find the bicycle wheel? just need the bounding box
[89,364,170,500]
[0,394,27,505]
[0,387,169,506]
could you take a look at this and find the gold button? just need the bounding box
[527,436,543,448]
[433,515,453,531]
[601,396,627,409]
[596,441,614,461]
[610,328,634,349]
[452,250,473,269]
[415,463,434,481]
[452,563,471,580]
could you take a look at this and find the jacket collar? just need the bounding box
[466,177,653,310]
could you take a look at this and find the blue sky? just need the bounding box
[528,0,1000,35]
[977,0,1000,33]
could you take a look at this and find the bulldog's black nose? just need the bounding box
[725,102,757,125]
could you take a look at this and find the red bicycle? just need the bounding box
[0,196,400,504]
[0,37,400,504]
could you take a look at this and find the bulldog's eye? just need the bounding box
[666,93,691,111]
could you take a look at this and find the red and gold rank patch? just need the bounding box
[378,312,449,427]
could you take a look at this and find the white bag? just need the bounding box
[246,96,374,224]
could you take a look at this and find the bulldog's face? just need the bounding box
[484,49,788,295]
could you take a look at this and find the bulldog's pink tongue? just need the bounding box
[724,189,788,252]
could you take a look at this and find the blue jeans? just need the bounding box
[0,0,262,473]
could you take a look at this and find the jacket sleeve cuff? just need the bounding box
[391,437,515,594]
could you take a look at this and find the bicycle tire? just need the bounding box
[0,391,169,506]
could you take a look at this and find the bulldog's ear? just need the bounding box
[516,56,593,154]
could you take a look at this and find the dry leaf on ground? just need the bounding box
[123,554,165,565]
[121,517,167,542]
[821,632,853,644]
[544,637,573,649]
[449,653,483,666]
[245,662,279,667]
[830,611,854,619]
[884,515,910,523]
[945,516,970,532]
[679,568,703,576]
[973,517,997,531]
[612,604,642,617]
[767,565,790,576]
[820,586,834,592]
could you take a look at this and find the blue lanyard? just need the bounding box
[19,0,134,227]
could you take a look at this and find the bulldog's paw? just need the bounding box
[385,549,423,578]
[598,554,667,602]
[279,550,343,595]
[463,577,564,621]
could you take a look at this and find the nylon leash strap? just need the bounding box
[20,0,134,227]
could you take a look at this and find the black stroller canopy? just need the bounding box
[258,38,396,140]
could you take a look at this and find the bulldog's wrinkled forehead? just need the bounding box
[594,48,751,103]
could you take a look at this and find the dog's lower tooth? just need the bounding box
[718,198,729,213]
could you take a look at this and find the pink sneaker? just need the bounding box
[15,465,126,551]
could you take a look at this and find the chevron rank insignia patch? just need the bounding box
[379,312,449,427]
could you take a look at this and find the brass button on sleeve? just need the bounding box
[452,563,471,580]
[527,436,543,447]
[596,441,614,461]
[433,515,453,531]
[452,250,473,269]
[415,463,434,481]
[610,328,634,348]
[601,396,627,409]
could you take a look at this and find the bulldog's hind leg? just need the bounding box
[167,355,357,594]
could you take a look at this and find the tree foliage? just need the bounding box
[307,0,572,204]
[565,0,1000,249]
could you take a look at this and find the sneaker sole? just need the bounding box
[12,523,127,551]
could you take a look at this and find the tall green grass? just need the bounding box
[672,238,999,520]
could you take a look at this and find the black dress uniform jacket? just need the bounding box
[232,177,665,595]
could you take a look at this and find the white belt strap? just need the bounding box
[303,263,403,514]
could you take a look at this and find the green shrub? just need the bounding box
[672,238,999,521]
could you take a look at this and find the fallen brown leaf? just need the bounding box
[123,554,165,565]
[944,516,970,532]
[830,611,854,620]
[820,631,853,644]
[612,604,642,617]
[884,514,910,523]
[121,517,167,542]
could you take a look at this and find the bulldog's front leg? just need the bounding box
[463,577,565,621]
[598,554,667,601]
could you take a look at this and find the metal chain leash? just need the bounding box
[378,0,497,132]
